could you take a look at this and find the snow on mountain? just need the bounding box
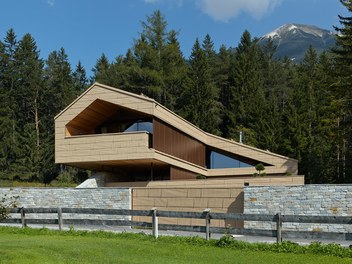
[259,23,336,62]
[263,23,333,40]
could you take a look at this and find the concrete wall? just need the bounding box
[0,188,131,221]
[244,185,352,233]
[132,187,244,227]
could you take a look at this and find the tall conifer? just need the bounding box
[181,38,221,134]
[332,0,352,182]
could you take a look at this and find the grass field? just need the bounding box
[0,227,351,264]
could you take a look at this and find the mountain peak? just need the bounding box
[259,23,336,62]
[263,23,333,40]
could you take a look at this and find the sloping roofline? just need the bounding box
[55,82,297,162]
[54,82,155,120]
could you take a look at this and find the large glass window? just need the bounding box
[207,150,253,169]
[124,120,153,134]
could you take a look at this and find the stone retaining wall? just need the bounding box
[244,185,352,233]
[2,185,352,233]
[0,188,131,221]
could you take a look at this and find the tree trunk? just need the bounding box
[34,96,40,147]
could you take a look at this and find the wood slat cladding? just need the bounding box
[153,119,206,167]
[66,99,152,136]
[170,167,197,180]
[66,99,120,136]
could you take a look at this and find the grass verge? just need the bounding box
[0,226,351,264]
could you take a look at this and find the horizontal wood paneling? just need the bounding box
[56,132,152,164]
[132,187,244,227]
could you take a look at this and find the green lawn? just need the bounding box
[0,227,351,264]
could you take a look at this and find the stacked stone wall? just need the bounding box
[244,185,352,233]
[0,188,131,221]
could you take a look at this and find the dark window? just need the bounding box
[207,150,253,169]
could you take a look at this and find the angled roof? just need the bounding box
[55,82,298,175]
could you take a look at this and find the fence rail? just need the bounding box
[2,207,352,241]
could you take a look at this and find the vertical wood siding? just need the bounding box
[153,119,206,167]
[170,166,198,180]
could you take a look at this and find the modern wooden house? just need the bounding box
[55,83,301,187]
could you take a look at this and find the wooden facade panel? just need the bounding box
[132,187,244,227]
[154,106,206,143]
[153,119,205,167]
[57,151,153,164]
[55,83,298,177]
[56,132,152,164]
[170,167,197,180]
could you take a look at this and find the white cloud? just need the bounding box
[143,0,183,7]
[46,0,55,7]
[196,0,282,22]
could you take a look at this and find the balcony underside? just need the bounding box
[66,158,168,172]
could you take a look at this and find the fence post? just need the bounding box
[204,208,211,240]
[276,212,282,243]
[58,207,63,231]
[152,208,158,239]
[20,207,26,228]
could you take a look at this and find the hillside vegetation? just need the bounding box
[0,1,352,184]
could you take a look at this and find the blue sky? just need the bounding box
[0,0,347,76]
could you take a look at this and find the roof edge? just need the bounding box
[54,82,156,120]
[205,132,298,162]
[54,82,297,163]
[153,102,296,162]
[153,101,207,139]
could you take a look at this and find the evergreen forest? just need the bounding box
[1,1,352,185]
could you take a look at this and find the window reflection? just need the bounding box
[208,150,253,169]
[124,120,153,134]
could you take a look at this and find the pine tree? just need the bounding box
[131,11,166,101]
[330,0,352,182]
[258,38,286,153]
[202,34,216,68]
[42,48,76,183]
[131,10,187,108]
[296,46,320,183]
[162,30,188,110]
[181,38,221,134]
[44,48,74,114]
[92,53,110,84]
[73,61,88,94]
[310,52,336,183]
[0,40,12,179]
[12,33,44,181]
[0,29,18,180]
[2,29,18,138]
[214,45,232,137]
[227,30,265,146]
[109,49,140,93]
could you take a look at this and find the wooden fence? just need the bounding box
[1,207,352,242]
